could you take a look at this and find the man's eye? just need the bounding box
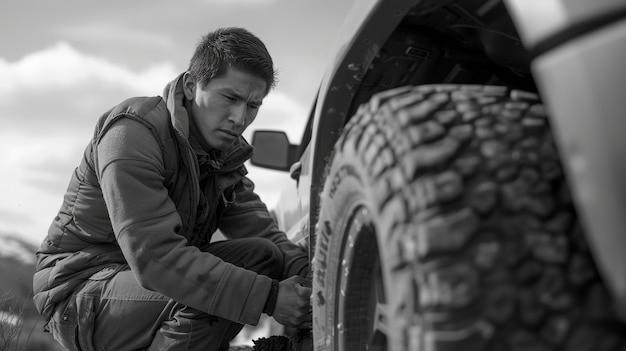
[248,103,260,110]
[223,95,236,102]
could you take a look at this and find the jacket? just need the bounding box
[32,74,308,325]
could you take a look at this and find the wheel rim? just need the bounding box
[336,206,389,351]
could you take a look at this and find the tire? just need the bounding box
[311,85,625,351]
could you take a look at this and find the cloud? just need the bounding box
[0,131,85,244]
[0,42,179,135]
[0,41,177,96]
[56,24,175,50]
[0,42,179,244]
[201,0,278,6]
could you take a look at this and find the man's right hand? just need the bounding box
[272,275,312,329]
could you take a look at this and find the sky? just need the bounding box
[0,0,356,245]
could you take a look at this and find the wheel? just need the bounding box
[311,85,625,351]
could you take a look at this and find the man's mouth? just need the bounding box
[219,129,239,137]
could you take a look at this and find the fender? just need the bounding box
[306,0,417,258]
[506,0,626,318]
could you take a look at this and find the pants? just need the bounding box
[48,238,288,351]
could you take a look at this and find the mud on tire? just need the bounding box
[312,85,626,351]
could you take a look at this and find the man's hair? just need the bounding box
[188,27,277,94]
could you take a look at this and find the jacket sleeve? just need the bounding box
[219,176,309,279]
[96,116,271,325]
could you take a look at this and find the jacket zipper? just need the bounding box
[173,128,201,240]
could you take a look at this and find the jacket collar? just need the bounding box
[162,73,253,172]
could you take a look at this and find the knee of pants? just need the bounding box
[153,305,231,349]
[246,238,284,279]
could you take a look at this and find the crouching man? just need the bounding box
[33,27,311,351]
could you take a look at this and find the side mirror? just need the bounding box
[251,130,299,172]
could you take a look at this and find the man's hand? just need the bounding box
[272,275,312,329]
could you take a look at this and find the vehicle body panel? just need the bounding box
[273,144,312,248]
[506,0,626,50]
[521,16,626,318]
[307,0,417,258]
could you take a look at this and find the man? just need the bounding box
[32,27,312,351]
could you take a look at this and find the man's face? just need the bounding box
[183,67,267,151]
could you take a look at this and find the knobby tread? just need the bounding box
[313,84,625,351]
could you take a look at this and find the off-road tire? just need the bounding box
[312,85,625,350]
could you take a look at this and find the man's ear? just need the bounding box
[182,72,196,101]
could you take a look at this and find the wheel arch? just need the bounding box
[307,0,536,245]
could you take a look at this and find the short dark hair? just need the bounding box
[188,27,277,94]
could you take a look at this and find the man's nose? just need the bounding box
[228,103,246,126]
